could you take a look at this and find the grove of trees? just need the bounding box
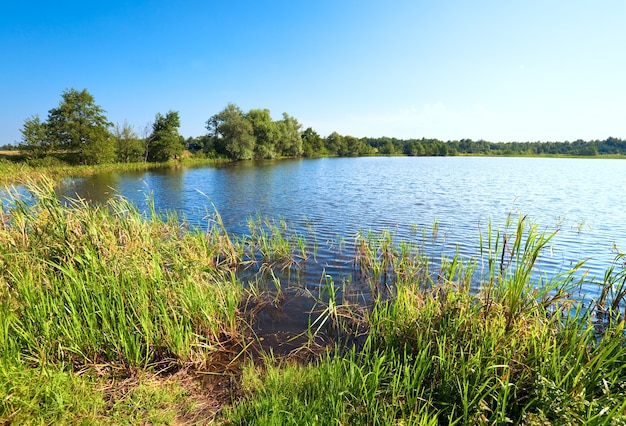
[202,104,309,160]
[19,88,182,165]
[16,88,626,165]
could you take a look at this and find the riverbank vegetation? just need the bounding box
[0,155,204,187]
[16,88,185,166]
[1,180,625,424]
[6,88,626,171]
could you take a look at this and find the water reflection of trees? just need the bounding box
[58,173,120,205]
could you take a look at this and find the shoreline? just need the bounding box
[1,180,625,423]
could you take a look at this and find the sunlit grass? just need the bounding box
[0,360,209,425]
[225,217,626,425]
[0,154,226,187]
[2,179,626,424]
[0,178,246,370]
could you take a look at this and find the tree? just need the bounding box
[204,115,223,158]
[325,132,346,156]
[404,140,425,156]
[344,136,372,156]
[379,140,397,155]
[19,115,50,158]
[114,121,145,163]
[47,88,115,164]
[208,103,255,160]
[247,108,278,159]
[276,113,302,157]
[146,111,183,162]
[301,127,324,157]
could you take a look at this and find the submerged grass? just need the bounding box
[245,215,309,271]
[1,179,626,424]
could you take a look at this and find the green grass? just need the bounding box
[1,180,625,424]
[0,154,225,187]
[1,178,244,370]
[0,179,247,422]
[0,359,209,424]
[225,217,626,425]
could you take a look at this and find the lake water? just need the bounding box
[14,156,626,350]
[57,156,626,280]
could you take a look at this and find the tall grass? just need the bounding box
[245,215,309,271]
[225,217,626,425]
[0,178,251,421]
[0,158,43,185]
[0,157,206,187]
[0,178,245,372]
[2,179,625,424]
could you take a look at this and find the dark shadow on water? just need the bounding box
[237,249,399,357]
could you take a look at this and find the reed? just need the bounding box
[0,178,245,373]
[2,181,626,424]
[225,217,626,425]
[0,158,182,187]
[245,215,308,271]
[353,229,436,306]
[596,253,626,325]
[303,275,368,348]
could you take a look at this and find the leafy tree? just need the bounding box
[343,136,374,156]
[147,111,183,162]
[208,103,255,160]
[301,127,324,157]
[113,121,145,163]
[19,115,50,158]
[247,108,278,159]
[379,139,397,155]
[325,132,346,156]
[404,140,425,156]
[47,88,115,164]
[276,113,303,157]
[204,115,224,158]
[82,132,117,164]
[575,140,598,156]
[196,134,221,158]
[0,143,18,151]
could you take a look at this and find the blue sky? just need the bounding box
[2,1,625,145]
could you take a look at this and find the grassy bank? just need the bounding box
[0,157,159,186]
[0,154,226,187]
[0,179,247,423]
[3,151,626,187]
[1,181,625,424]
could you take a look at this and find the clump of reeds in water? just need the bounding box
[353,228,435,301]
[239,215,312,313]
[226,215,626,425]
[244,215,309,271]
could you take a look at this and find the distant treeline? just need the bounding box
[14,88,626,165]
[191,126,626,159]
[358,136,626,157]
[0,143,18,151]
[192,102,626,159]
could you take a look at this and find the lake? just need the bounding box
[56,156,625,277]
[36,156,626,349]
